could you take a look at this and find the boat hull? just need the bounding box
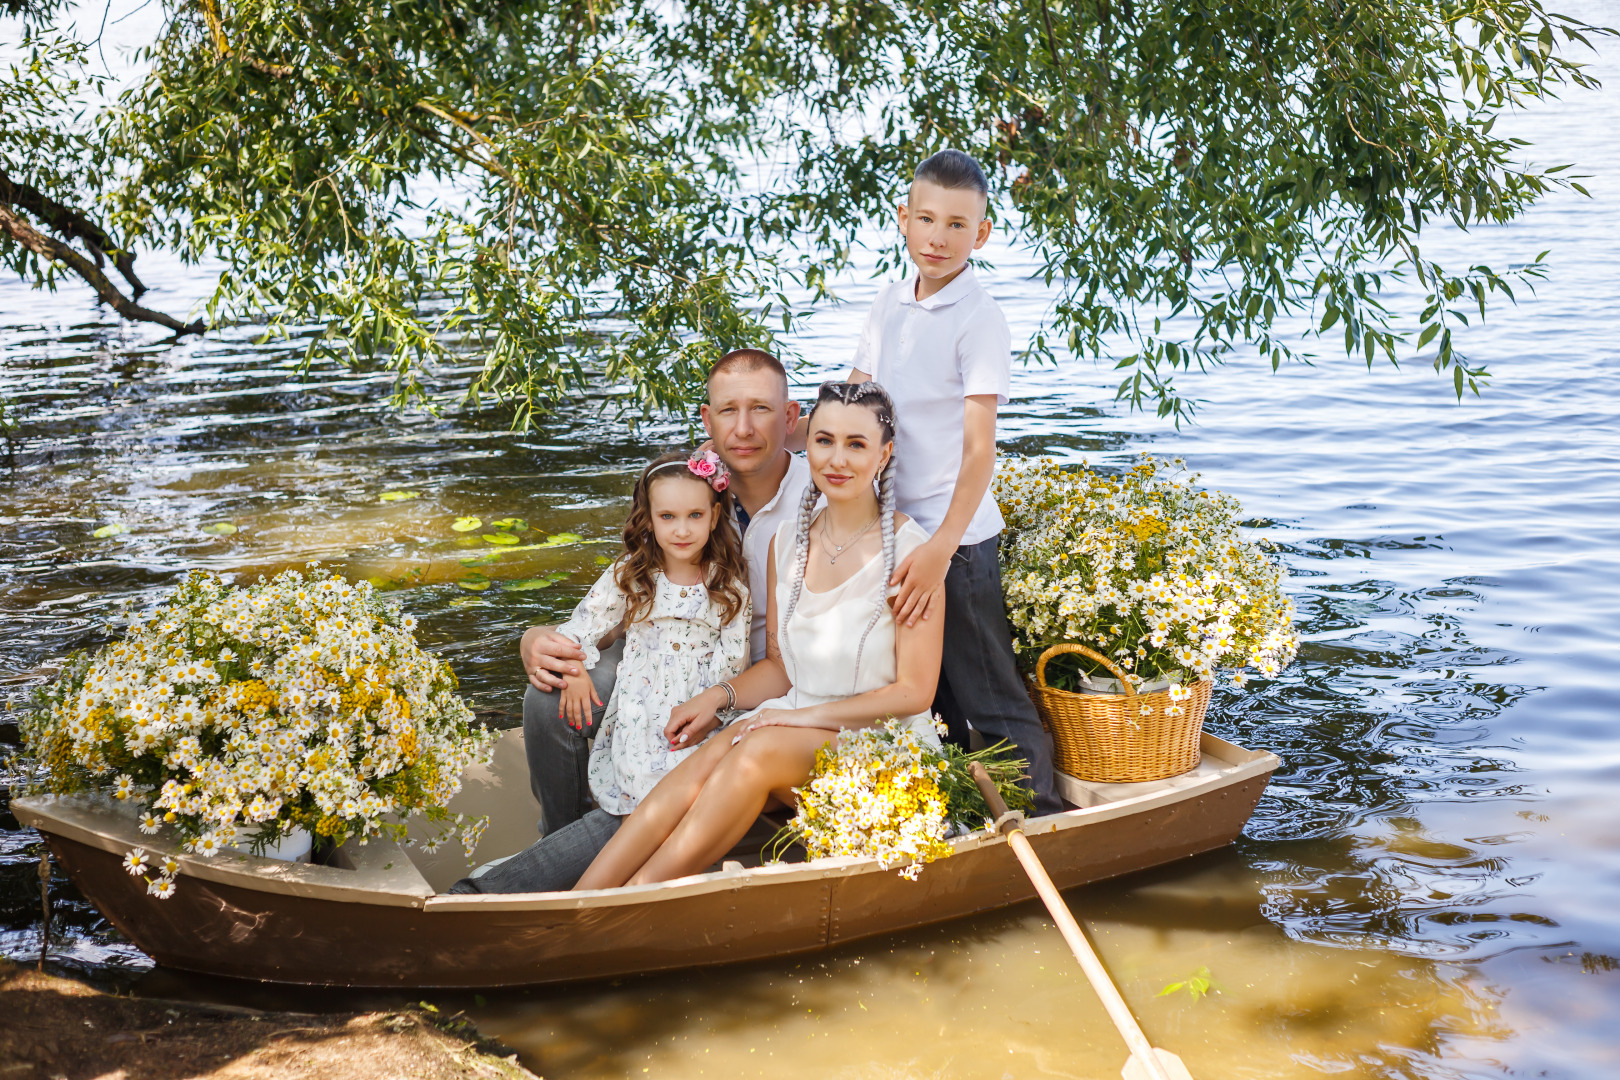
[37,764,1270,988]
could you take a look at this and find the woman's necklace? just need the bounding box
[821,511,879,564]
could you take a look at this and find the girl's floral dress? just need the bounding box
[556,565,751,815]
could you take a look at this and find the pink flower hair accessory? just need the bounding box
[687,449,730,493]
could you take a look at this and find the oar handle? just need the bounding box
[966,764,1177,1080]
[969,761,1015,828]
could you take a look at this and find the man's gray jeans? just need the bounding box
[447,809,622,893]
[522,637,624,835]
[447,641,628,894]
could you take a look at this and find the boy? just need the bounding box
[848,148,1060,814]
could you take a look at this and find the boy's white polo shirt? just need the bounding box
[852,264,1010,547]
[732,450,811,663]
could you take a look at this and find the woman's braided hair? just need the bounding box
[778,381,899,691]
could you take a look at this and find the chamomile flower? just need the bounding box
[123,850,149,876]
[23,567,493,899]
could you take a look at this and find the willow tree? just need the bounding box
[0,0,1611,419]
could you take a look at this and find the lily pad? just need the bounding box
[457,572,491,591]
[451,516,483,533]
[491,517,528,532]
[202,522,238,536]
[379,490,420,503]
[460,553,499,567]
[538,532,584,548]
[506,570,571,591]
[92,523,129,539]
[595,554,612,565]
[482,533,521,546]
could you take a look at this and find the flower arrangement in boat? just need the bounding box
[767,717,1032,879]
[995,454,1298,698]
[22,567,494,898]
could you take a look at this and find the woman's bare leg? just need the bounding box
[573,732,736,890]
[628,727,834,885]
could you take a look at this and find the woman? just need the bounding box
[573,381,944,889]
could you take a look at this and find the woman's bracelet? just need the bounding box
[717,681,737,710]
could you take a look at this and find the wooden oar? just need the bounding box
[969,763,1192,1080]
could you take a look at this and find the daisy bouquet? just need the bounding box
[996,454,1298,697]
[767,718,1032,880]
[22,567,494,898]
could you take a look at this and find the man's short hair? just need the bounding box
[914,149,989,198]
[707,349,790,400]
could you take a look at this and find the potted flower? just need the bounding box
[22,567,493,898]
[995,455,1298,782]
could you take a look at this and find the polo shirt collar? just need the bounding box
[900,263,978,310]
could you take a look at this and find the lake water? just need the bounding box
[3,6,1619,1077]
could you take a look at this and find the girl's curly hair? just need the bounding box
[615,451,749,628]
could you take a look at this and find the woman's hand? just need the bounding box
[558,674,602,732]
[665,687,725,749]
[734,707,830,741]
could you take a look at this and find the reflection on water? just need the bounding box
[5,1,1620,1075]
[465,858,1520,1080]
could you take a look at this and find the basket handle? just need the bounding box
[1035,643,1137,699]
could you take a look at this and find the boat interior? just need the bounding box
[16,728,1278,906]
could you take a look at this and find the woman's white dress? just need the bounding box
[739,517,942,746]
[557,566,751,814]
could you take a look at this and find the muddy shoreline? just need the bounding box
[0,960,540,1079]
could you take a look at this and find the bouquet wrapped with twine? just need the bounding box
[767,718,1031,880]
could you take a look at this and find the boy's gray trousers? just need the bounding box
[934,536,1062,817]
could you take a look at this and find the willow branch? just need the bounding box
[0,170,146,295]
[0,203,204,335]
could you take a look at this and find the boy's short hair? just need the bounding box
[914,149,989,198]
[708,348,789,400]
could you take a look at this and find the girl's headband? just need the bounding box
[648,449,731,493]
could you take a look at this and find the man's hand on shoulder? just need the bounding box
[520,625,588,692]
[890,537,952,628]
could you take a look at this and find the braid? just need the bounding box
[777,479,822,676]
[851,453,899,690]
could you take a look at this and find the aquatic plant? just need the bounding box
[997,455,1298,693]
[21,567,494,898]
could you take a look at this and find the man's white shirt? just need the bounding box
[851,264,1010,547]
[733,451,811,663]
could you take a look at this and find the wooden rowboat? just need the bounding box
[13,729,1278,988]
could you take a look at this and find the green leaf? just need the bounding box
[457,574,491,591]
[482,533,521,545]
[92,524,129,539]
[379,491,419,503]
[506,570,570,591]
[539,532,584,548]
[490,517,528,532]
[451,516,483,533]
[201,522,238,536]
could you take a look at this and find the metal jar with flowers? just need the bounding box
[21,567,493,898]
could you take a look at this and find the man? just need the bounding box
[452,349,808,893]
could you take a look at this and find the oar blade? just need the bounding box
[1122,1047,1194,1080]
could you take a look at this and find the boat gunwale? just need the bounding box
[13,733,1279,914]
[424,733,1278,911]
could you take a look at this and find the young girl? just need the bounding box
[553,449,752,815]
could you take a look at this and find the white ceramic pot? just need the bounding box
[229,826,313,863]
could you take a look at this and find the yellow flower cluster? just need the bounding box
[23,567,493,898]
[996,455,1298,693]
[786,719,954,881]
